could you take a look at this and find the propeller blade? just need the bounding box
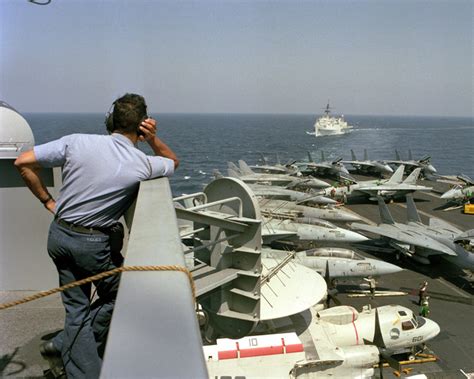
[380,351,401,372]
[324,260,331,286]
[372,308,386,348]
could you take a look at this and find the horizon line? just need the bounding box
[21,111,474,119]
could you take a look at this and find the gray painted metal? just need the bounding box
[179,178,263,338]
[0,104,60,290]
[0,101,34,159]
[0,171,60,289]
[101,178,207,378]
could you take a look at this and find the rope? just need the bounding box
[0,265,195,310]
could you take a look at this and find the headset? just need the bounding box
[104,99,148,136]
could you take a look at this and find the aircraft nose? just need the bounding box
[427,164,437,173]
[375,260,403,275]
[384,165,394,173]
[441,190,455,199]
[339,211,362,222]
[424,318,441,341]
[344,230,370,243]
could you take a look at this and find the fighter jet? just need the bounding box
[250,153,299,175]
[319,165,432,202]
[351,196,474,269]
[342,149,393,177]
[262,247,402,281]
[228,160,330,189]
[440,174,474,205]
[296,151,354,181]
[385,149,437,179]
[204,304,440,378]
[248,183,336,206]
[262,216,369,244]
[258,198,361,222]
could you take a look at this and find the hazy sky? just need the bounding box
[1,0,472,116]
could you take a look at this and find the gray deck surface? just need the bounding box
[0,292,63,378]
[1,177,472,378]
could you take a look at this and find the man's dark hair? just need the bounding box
[110,93,147,134]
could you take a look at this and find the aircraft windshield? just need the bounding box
[415,316,426,328]
[402,320,415,331]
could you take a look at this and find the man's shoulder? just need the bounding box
[68,133,107,140]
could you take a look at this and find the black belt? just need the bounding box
[55,218,108,235]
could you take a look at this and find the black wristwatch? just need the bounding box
[41,194,53,204]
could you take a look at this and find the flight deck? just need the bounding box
[0,176,472,378]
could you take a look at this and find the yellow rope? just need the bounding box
[0,265,195,310]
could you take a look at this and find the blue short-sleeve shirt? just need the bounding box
[34,133,174,227]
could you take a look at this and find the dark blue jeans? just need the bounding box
[47,220,121,379]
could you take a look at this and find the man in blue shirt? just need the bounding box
[14,93,179,378]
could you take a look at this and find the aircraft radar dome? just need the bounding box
[0,101,34,159]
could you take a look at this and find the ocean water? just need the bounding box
[24,113,473,196]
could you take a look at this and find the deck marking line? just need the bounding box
[436,277,471,299]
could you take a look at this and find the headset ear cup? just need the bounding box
[105,112,114,134]
[105,100,116,134]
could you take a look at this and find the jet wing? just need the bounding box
[457,174,474,185]
[454,229,474,243]
[351,223,457,256]
[261,228,298,244]
[342,160,377,168]
[385,160,419,168]
[358,184,431,192]
[428,218,462,234]
[306,162,332,172]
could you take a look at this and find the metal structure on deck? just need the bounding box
[176,177,263,339]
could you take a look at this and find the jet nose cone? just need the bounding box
[427,164,437,173]
[384,165,394,173]
[344,230,370,243]
[440,192,450,199]
[314,196,338,205]
[441,189,455,199]
[371,260,403,275]
[339,212,362,222]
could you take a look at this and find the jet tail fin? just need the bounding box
[351,149,357,161]
[307,151,314,162]
[377,196,395,224]
[213,169,224,179]
[321,151,326,161]
[363,149,368,161]
[387,165,405,184]
[395,150,401,161]
[406,194,422,223]
[403,168,421,185]
[227,168,240,178]
[228,161,241,174]
[276,153,281,165]
[260,152,268,165]
[238,160,254,175]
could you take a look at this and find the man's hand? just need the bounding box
[44,198,56,215]
[138,118,157,142]
[139,117,180,169]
